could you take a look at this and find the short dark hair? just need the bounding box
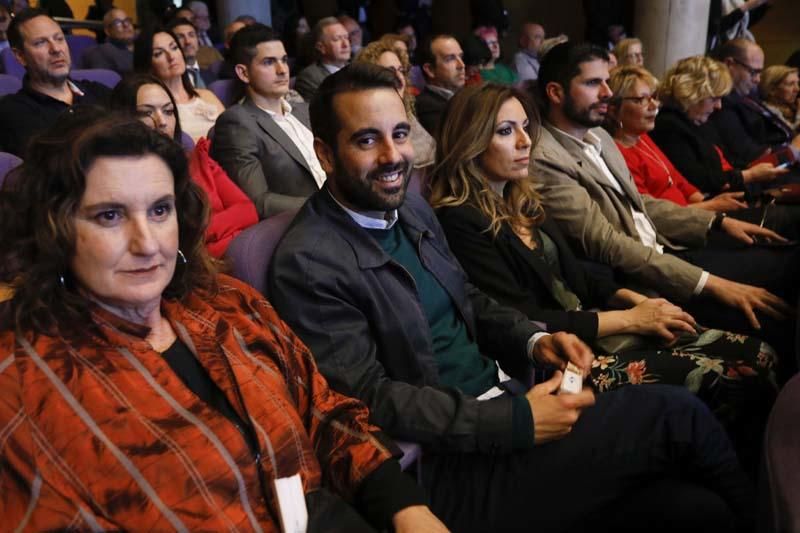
[310,63,400,149]
[133,27,198,99]
[416,33,457,80]
[8,8,52,50]
[0,111,215,335]
[711,38,752,63]
[230,23,280,67]
[110,72,184,142]
[536,41,609,112]
[166,16,198,34]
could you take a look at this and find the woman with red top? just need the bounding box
[112,73,258,258]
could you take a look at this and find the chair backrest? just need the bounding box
[0,73,22,97]
[0,48,24,79]
[207,79,237,107]
[180,131,195,151]
[0,152,23,190]
[225,209,298,296]
[70,68,121,89]
[65,35,97,66]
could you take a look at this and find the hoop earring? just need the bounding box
[177,249,187,264]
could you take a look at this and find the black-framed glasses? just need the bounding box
[110,17,133,29]
[733,58,762,78]
[621,94,659,106]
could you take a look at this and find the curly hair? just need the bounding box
[0,110,216,335]
[429,83,544,238]
[354,39,415,117]
[658,55,732,112]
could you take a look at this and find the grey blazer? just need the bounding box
[210,97,319,219]
[293,62,330,102]
[532,123,715,302]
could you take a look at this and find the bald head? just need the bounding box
[103,8,134,44]
[520,22,545,54]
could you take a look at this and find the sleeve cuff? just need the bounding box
[693,271,710,296]
[354,460,427,530]
[511,395,535,449]
[527,331,550,362]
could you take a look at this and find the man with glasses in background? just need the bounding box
[708,38,800,169]
[80,7,134,73]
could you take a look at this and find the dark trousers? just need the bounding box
[422,385,752,533]
[671,240,800,380]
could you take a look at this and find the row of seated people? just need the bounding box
[1,34,799,530]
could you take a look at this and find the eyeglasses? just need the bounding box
[621,94,659,106]
[733,58,762,78]
[109,17,133,29]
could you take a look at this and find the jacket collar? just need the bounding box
[242,96,313,174]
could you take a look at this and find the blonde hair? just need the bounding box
[605,65,659,133]
[658,55,732,112]
[429,84,544,238]
[614,38,643,66]
[760,65,799,104]
[354,40,415,117]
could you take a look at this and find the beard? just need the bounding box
[563,91,609,129]
[333,157,412,212]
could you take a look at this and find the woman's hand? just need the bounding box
[693,191,748,212]
[742,162,789,183]
[392,506,450,533]
[617,298,697,342]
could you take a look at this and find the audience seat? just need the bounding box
[70,69,121,89]
[0,48,24,79]
[207,79,237,107]
[0,152,22,189]
[180,132,195,152]
[0,74,22,97]
[65,35,97,67]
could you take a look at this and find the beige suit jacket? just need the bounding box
[532,123,715,302]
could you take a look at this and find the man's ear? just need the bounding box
[315,40,326,57]
[421,62,435,81]
[234,63,249,84]
[545,81,565,107]
[12,47,27,69]
[314,137,335,174]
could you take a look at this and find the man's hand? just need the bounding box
[720,215,787,245]
[392,505,450,533]
[532,331,594,376]
[526,371,596,444]
[704,274,792,329]
[694,191,748,212]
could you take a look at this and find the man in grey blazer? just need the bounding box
[211,24,327,219]
[294,17,350,102]
[532,42,799,368]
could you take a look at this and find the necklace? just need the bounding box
[630,136,673,188]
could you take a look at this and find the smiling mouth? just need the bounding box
[377,170,403,184]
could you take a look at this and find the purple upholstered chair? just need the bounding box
[0,73,22,96]
[0,152,23,190]
[225,208,424,477]
[70,68,121,89]
[0,48,24,79]
[207,79,238,107]
[65,35,97,67]
[180,132,195,152]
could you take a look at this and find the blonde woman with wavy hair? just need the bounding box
[354,39,435,168]
[432,83,778,422]
[760,65,800,132]
[651,55,787,193]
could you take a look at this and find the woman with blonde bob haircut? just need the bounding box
[354,39,435,168]
[431,83,778,445]
[760,65,800,132]
[650,55,787,194]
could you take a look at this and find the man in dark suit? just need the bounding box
[210,24,326,219]
[708,38,800,169]
[415,34,465,135]
[0,9,110,156]
[294,17,350,102]
[167,18,217,88]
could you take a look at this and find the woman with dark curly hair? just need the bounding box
[429,83,777,469]
[0,111,442,532]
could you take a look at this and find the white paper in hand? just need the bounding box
[274,473,308,533]
[559,362,583,395]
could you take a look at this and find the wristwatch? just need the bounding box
[710,212,727,232]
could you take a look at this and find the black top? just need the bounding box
[650,104,745,195]
[436,203,620,343]
[0,77,111,156]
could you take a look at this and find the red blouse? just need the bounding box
[189,138,259,258]
[616,133,700,206]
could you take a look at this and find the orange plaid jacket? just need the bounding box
[0,275,393,531]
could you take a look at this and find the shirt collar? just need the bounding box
[186,59,200,71]
[328,189,399,229]
[257,97,292,117]
[426,84,455,100]
[322,62,343,74]
[551,124,603,153]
